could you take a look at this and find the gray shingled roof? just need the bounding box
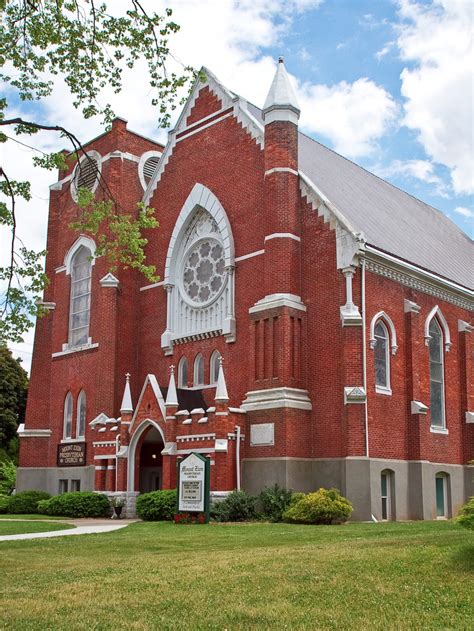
[247,103,473,290]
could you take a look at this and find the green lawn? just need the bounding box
[0,521,74,536]
[0,514,68,520]
[0,521,472,630]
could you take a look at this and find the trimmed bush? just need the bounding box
[211,490,257,522]
[283,488,353,525]
[0,495,10,514]
[38,492,110,518]
[6,490,51,514]
[259,484,294,522]
[456,497,474,530]
[136,490,177,521]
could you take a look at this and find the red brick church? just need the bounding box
[18,59,473,520]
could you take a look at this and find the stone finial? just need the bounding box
[215,356,229,403]
[120,373,133,414]
[165,364,179,408]
[263,57,300,125]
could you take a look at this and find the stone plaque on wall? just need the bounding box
[250,423,274,446]
[57,443,86,466]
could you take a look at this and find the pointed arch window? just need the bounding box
[178,357,189,388]
[428,319,445,429]
[77,391,86,438]
[194,353,204,386]
[63,392,73,439]
[69,246,92,347]
[210,350,221,384]
[370,312,397,395]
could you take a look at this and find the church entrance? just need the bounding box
[138,426,164,493]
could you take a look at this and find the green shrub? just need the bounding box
[259,484,295,522]
[283,488,353,525]
[136,490,177,521]
[456,497,474,530]
[211,490,257,522]
[290,492,306,506]
[7,490,51,514]
[0,495,10,514]
[0,459,17,495]
[38,492,110,518]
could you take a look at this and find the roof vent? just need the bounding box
[138,151,162,190]
[71,151,101,200]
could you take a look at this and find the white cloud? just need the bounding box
[396,0,474,194]
[298,78,398,158]
[375,41,395,60]
[373,158,449,197]
[454,206,473,218]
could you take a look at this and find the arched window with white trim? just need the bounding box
[69,245,92,347]
[194,354,204,386]
[210,350,221,384]
[178,357,189,388]
[76,390,86,438]
[63,392,73,439]
[161,183,235,355]
[369,312,397,395]
[428,318,445,428]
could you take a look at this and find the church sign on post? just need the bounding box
[176,452,210,523]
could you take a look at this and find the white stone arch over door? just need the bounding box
[161,183,236,354]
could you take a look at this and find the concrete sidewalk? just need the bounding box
[0,518,137,542]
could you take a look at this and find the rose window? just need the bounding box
[182,239,225,304]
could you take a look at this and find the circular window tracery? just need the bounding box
[181,238,225,305]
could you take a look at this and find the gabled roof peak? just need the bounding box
[263,57,300,123]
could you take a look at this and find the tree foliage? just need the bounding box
[0,344,28,461]
[0,1,195,343]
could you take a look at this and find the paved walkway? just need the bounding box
[0,518,137,542]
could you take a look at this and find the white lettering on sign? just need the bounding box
[178,453,206,512]
[250,423,274,446]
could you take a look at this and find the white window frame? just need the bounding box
[194,353,204,386]
[71,150,102,202]
[428,318,446,431]
[76,390,86,439]
[210,350,221,385]
[435,473,449,519]
[68,245,93,349]
[138,150,162,191]
[161,183,236,355]
[178,357,189,388]
[369,312,397,396]
[63,392,73,440]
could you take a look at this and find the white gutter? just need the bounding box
[235,425,241,491]
[361,258,369,458]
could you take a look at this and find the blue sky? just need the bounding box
[2,0,473,369]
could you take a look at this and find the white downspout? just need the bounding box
[235,425,241,491]
[115,434,120,493]
[361,258,369,458]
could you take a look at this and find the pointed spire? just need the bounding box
[215,356,229,403]
[263,57,300,125]
[120,373,133,414]
[165,365,179,408]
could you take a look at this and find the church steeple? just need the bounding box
[165,365,179,408]
[215,357,229,403]
[263,56,300,125]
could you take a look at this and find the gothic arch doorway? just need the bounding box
[128,420,165,493]
[138,426,164,493]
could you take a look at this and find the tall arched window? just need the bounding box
[210,350,221,384]
[69,246,92,347]
[194,353,204,386]
[370,312,397,395]
[76,391,86,438]
[429,319,445,428]
[63,392,73,439]
[178,357,189,388]
[374,321,390,391]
